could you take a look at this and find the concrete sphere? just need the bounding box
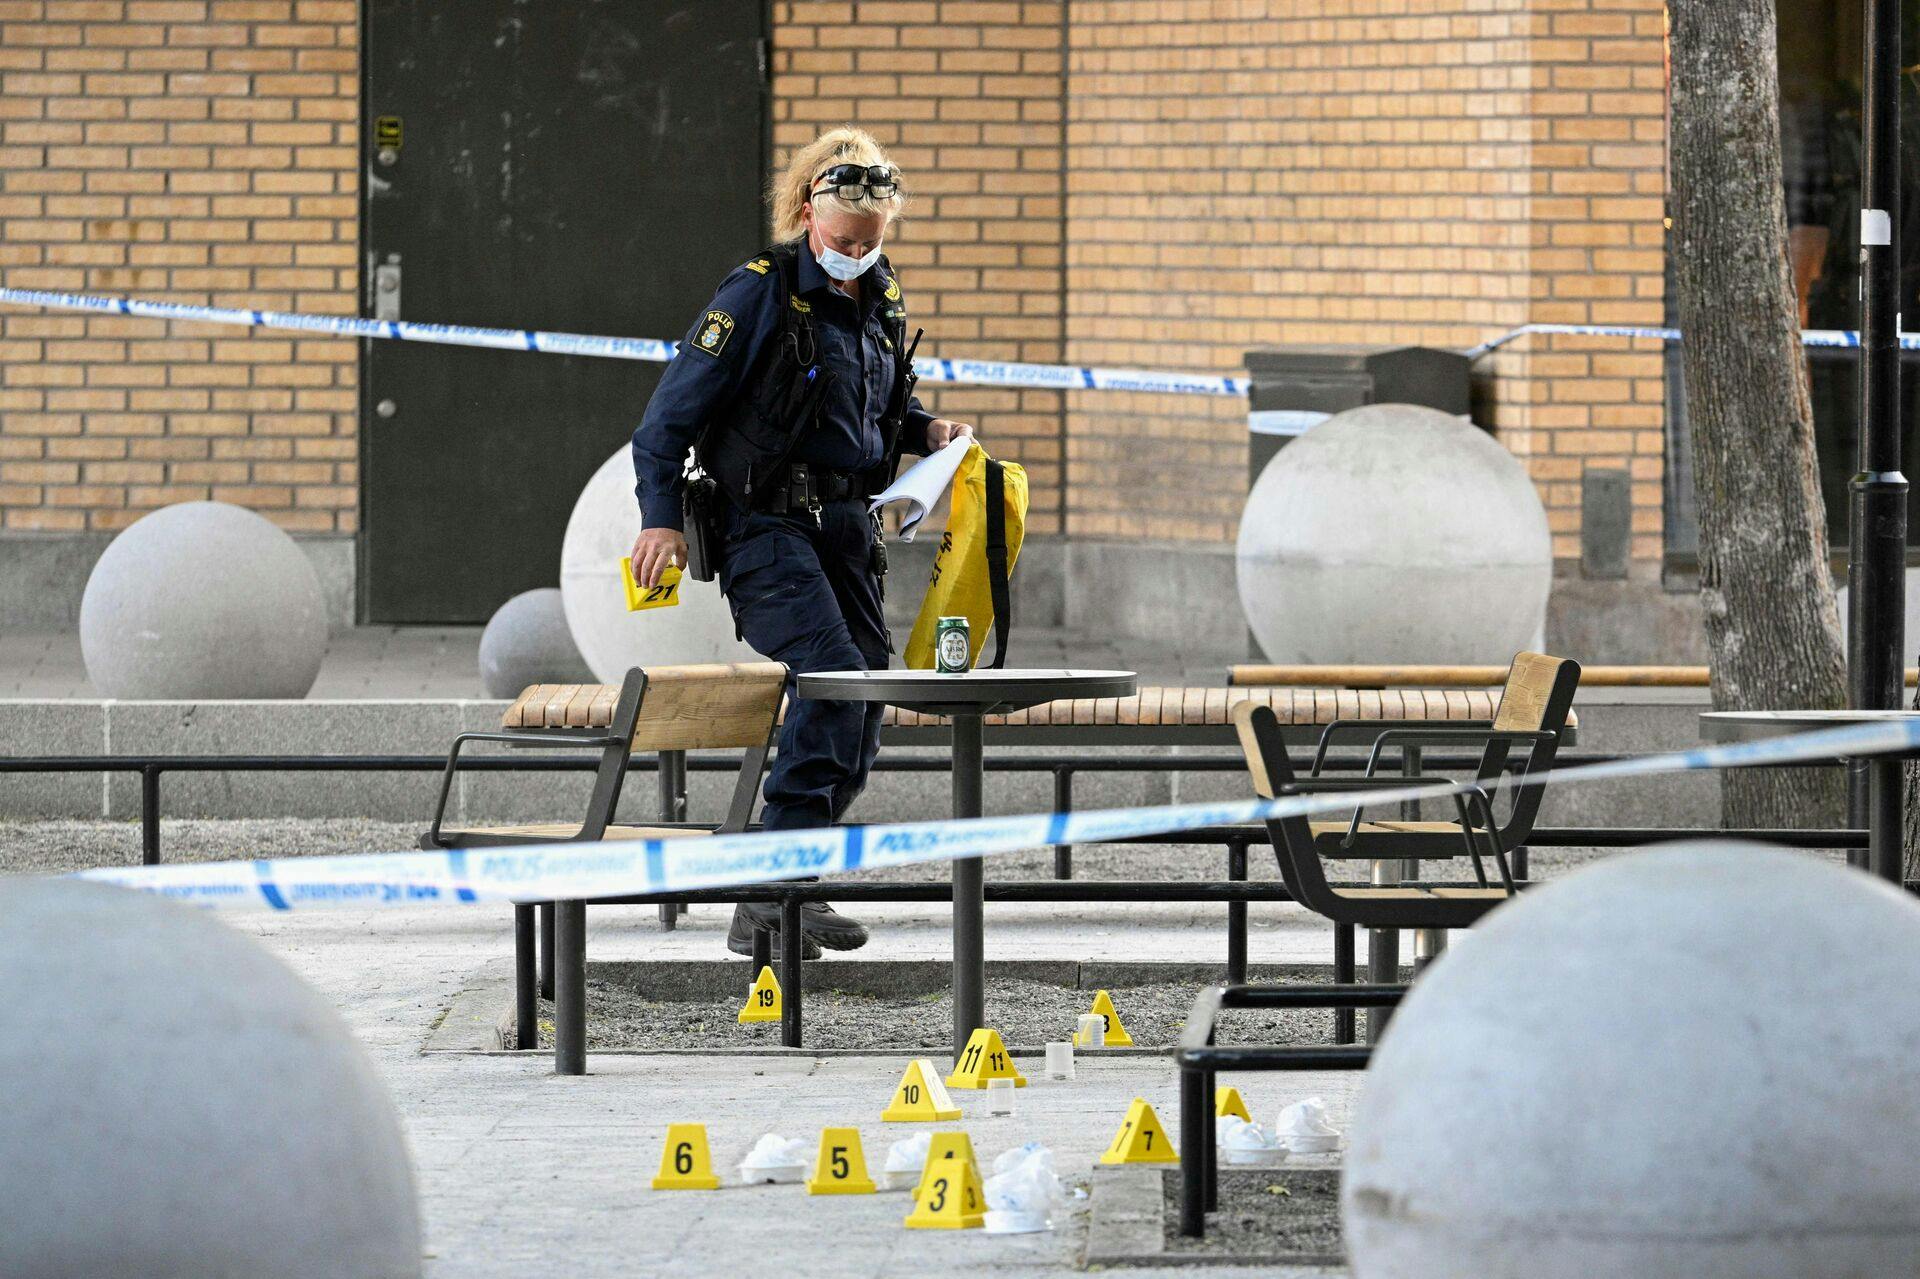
[1344,843,1920,1279]
[1236,404,1551,664]
[560,447,756,682]
[0,878,420,1278]
[80,501,327,699]
[478,587,593,697]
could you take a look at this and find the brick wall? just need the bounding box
[0,0,358,535]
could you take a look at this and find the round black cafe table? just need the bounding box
[797,668,1138,1056]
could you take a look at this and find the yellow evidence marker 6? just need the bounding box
[1215,1085,1252,1122]
[805,1127,877,1195]
[946,1027,1026,1090]
[651,1123,721,1189]
[738,965,782,1024]
[905,1132,986,1229]
[882,1058,962,1121]
[1074,989,1135,1047]
[620,557,682,611]
[1101,1098,1179,1165]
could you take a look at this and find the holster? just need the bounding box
[681,473,720,582]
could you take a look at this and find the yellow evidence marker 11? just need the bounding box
[805,1127,878,1195]
[946,1027,1026,1090]
[651,1123,722,1189]
[1075,989,1134,1047]
[737,965,781,1024]
[1215,1085,1252,1122]
[620,557,682,611]
[881,1058,962,1121]
[1100,1098,1179,1165]
[905,1132,986,1229]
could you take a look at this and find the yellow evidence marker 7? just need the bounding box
[1101,1098,1179,1165]
[805,1127,877,1195]
[946,1027,1026,1090]
[651,1123,721,1189]
[1215,1085,1252,1122]
[881,1058,962,1121]
[905,1132,986,1229]
[620,557,681,611]
[1075,989,1135,1047]
[738,966,781,1024]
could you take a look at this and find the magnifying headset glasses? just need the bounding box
[810,163,901,201]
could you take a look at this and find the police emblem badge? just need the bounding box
[692,309,735,357]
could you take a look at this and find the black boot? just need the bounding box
[727,903,822,960]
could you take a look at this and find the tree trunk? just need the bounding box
[1669,0,1849,828]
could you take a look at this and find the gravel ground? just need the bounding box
[1161,1168,1343,1264]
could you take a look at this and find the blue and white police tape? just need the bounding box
[75,716,1920,912]
[1463,321,1920,359]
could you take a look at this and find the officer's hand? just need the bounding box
[926,418,976,450]
[632,527,688,589]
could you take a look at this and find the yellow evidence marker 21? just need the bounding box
[1101,1098,1179,1165]
[946,1027,1026,1090]
[737,965,782,1024]
[1215,1085,1252,1122]
[881,1058,962,1121]
[805,1127,878,1194]
[620,557,682,611]
[651,1123,721,1189]
[1075,989,1135,1047]
[905,1132,986,1229]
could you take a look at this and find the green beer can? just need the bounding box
[934,615,972,674]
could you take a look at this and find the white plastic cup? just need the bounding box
[1076,1013,1106,1048]
[986,1076,1017,1116]
[1044,1040,1074,1080]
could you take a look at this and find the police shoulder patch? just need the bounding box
[691,309,735,357]
[883,276,901,301]
[743,257,772,275]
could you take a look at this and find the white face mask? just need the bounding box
[813,232,882,281]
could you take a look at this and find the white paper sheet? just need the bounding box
[867,436,973,541]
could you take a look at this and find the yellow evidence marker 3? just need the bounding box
[1075,989,1134,1047]
[738,965,781,1024]
[651,1123,721,1189]
[946,1027,1026,1090]
[1215,1085,1252,1122]
[1101,1098,1179,1165]
[905,1132,986,1229]
[882,1058,962,1121]
[805,1127,878,1195]
[620,557,682,611]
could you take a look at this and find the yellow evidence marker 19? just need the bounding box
[946,1027,1026,1090]
[1075,989,1135,1047]
[1100,1098,1179,1165]
[905,1132,986,1229]
[805,1127,878,1195]
[651,1123,721,1189]
[1215,1085,1252,1122]
[620,557,682,611]
[881,1058,962,1121]
[737,965,781,1024]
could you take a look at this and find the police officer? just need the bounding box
[629,127,973,958]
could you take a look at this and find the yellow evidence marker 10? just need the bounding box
[737,965,782,1024]
[1215,1085,1252,1122]
[905,1132,986,1229]
[1075,989,1134,1047]
[651,1123,722,1189]
[946,1027,1026,1090]
[1101,1098,1179,1165]
[881,1058,962,1121]
[620,557,682,611]
[805,1127,877,1195]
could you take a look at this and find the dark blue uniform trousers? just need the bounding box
[718,497,888,831]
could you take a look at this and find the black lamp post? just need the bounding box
[1847,0,1907,880]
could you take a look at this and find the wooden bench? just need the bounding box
[1231,663,1916,689]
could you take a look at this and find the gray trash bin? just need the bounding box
[1244,345,1471,482]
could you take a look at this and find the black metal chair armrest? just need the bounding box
[1310,718,1492,775]
[1361,726,1557,778]
[1457,784,1516,893]
[424,730,627,846]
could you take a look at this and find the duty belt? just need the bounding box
[762,462,863,519]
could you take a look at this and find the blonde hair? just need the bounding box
[769,126,907,242]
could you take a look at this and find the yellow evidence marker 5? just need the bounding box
[905,1132,986,1229]
[1101,1098,1179,1165]
[1215,1085,1252,1122]
[651,1123,721,1189]
[738,965,781,1024]
[805,1127,877,1195]
[882,1058,962,1121]
[1075,989,1135,1047]
[620,557,682,611]
[946,1027,1026,1090]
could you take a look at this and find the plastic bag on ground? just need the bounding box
[1274,1096,1341,1153]
[1216,1115,1290,1166]
[882,1131,933,1191]
[982,1142,1065,1234]
[736,1133,808,1184]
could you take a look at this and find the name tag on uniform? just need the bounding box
[621,558,682,611]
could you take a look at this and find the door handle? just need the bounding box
[374,257,401,321]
